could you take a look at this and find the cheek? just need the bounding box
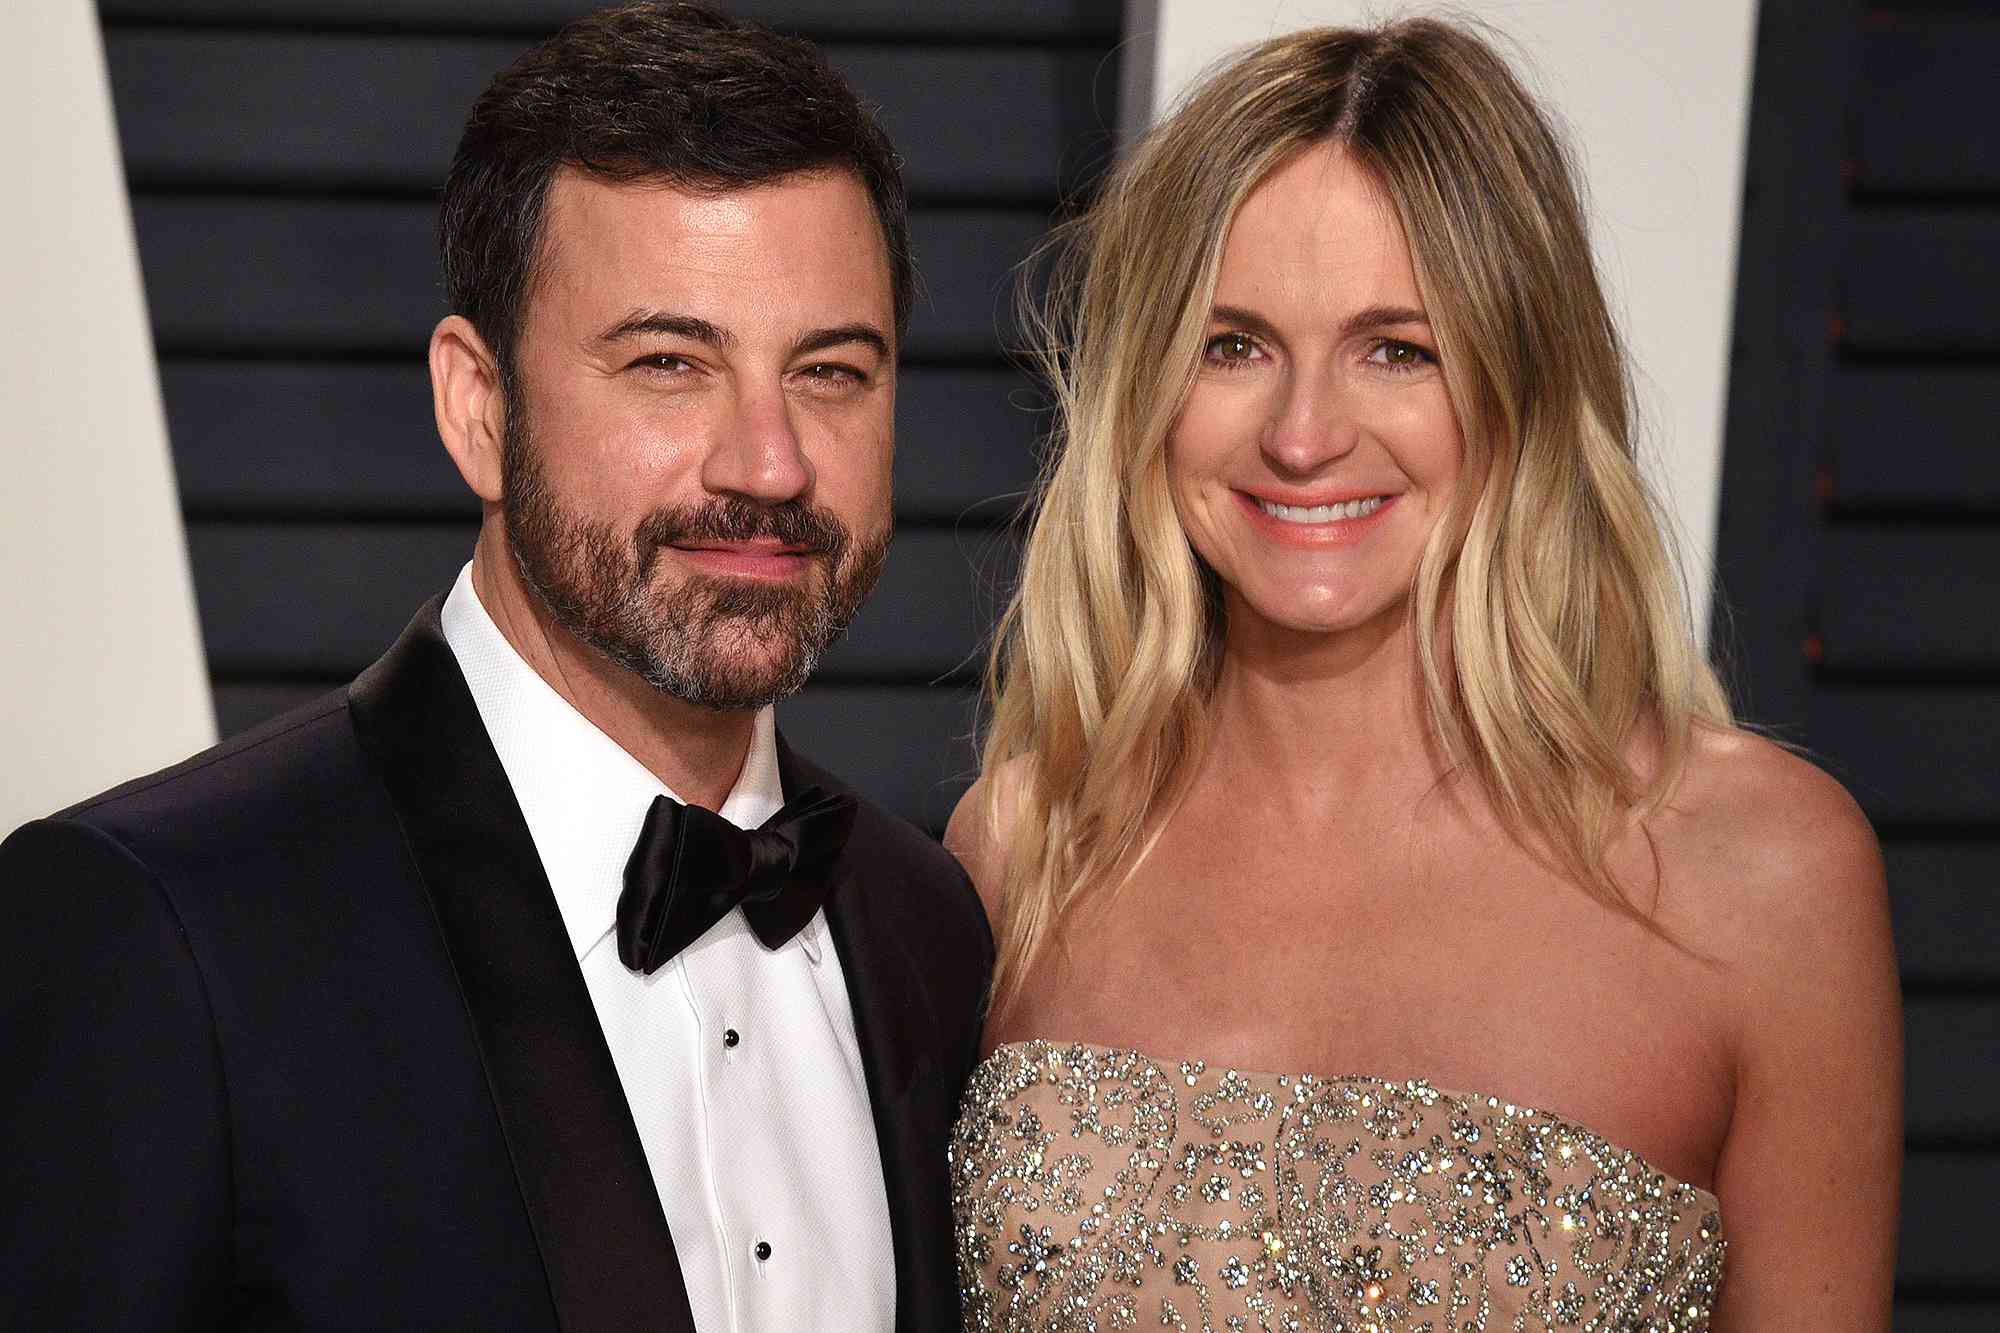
[811,419,895,523]
[1388,393,1465,490]
[1162,434,1213,548]
[570,416,696,503]
[1168,387,1247,472]
[528,373,663,466]
[1418,424,1465,489]
[1162,459,1234,587]
[1164,403,1237,516]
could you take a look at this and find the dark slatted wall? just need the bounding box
[98,0,1120,834]
[1715,3,2000,1326]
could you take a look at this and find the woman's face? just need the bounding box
[1166,142,1464,644]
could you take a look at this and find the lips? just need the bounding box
[669,541,817,580]
[634,497,850,579]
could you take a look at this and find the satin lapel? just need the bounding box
[777,735,945,1333]
[350,599,697,1333]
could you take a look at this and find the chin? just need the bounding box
[1230,585,1409,640]
[641,644,818,713]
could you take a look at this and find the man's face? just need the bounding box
[501,167,896,711]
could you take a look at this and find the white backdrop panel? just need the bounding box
[0,3,214,832]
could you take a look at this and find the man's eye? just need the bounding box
[631,353,694,373]
[800,363,865,385]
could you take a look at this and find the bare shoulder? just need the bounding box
[944,757,1030,926]
[1653,723,1888,963]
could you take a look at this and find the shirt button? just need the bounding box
[723,1028,740,1048]
[754,1240,772,1261]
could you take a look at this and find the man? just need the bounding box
[0,5,990,1330]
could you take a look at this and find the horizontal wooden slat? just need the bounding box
[1827,367,2000,510]
[841,527,1014,681]
[133,196,1045,358]
[105,31,1105,199]
[1893,1299,2000,1333]
[164,362,460,514]
[191,523,468,676]
[912,210,1049,357]
[779,684,977,830]
[1906,995,2000,1144]
[1871,0,2000,11]
[1816,525,2000,672]
[896,370,1046,522]
[1891,840,2000,984]
[1805,687,2000,826]
[97,0,1121,39]
[208,679,978,828]
[162,360,1042,521]
[106,31,492,190]
[1843,212,2000,352]
[135,196,439,350]
[1901,1149,2000,1286]
[187,522,1012,679]
[1855,20,2000,194]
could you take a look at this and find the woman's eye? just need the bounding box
[1369,339,1433,369]
[1203,332,1261,365]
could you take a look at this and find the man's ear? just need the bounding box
[430,315,507,504]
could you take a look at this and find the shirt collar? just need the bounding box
[438,563,785,961]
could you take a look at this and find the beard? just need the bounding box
[499,408,889,712]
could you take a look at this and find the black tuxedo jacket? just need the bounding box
[0,600,992,1332]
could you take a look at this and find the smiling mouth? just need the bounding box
[1255,495,1389,524]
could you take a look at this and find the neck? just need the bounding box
[1204,595,1452,821]
[468,522,757,811]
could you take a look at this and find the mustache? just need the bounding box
[634,497,852,568]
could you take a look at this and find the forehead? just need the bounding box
[1216,143,1419,306]
[529,166,894,336]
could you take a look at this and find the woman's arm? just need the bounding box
[1707,751,1902,1331]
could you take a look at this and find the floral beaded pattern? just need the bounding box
[950,1040,1725,1332]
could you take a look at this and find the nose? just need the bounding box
[699,380,813,504]
[1259,367,1361,477]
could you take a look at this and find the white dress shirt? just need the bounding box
[440,564,895,1332]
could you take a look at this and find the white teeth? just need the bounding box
[1256,495,1387,524]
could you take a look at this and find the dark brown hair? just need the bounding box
[439,0,913,377]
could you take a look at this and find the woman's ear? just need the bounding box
[429,314,507,504]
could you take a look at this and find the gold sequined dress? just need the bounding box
[950,1040,1725,1332]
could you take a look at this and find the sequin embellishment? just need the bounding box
[950,1040,1725,1331]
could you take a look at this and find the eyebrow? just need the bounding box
[791,322,891,361]
[1210,302,1431,341]
[595,312,890,362]
[598,310,734,349]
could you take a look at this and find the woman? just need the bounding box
[945,19,1899,1332]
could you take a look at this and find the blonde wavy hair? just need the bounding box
[978,18,1732,1007]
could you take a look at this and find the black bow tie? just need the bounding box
[616,785,857,975]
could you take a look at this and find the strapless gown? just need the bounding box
[951,1040,1725,1331]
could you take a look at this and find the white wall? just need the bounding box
[0,2,214,831]
[1129,0,1758,644]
